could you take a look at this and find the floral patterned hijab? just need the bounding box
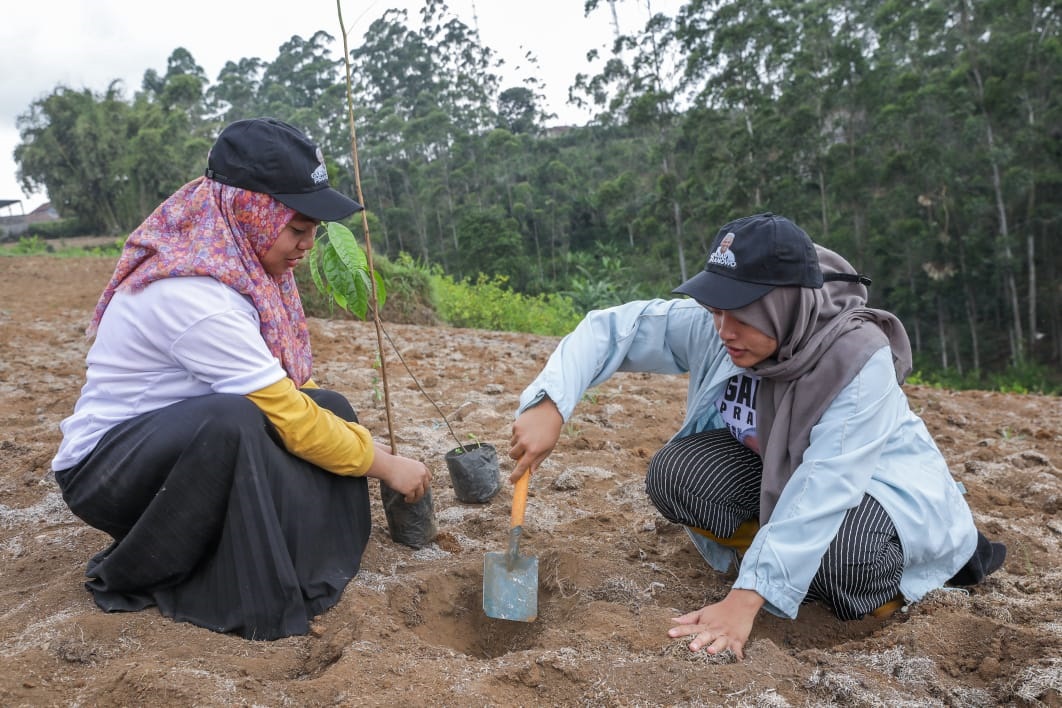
[88,176,313,385]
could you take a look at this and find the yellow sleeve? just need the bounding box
[245,378,374,476]
[302,378,320,389]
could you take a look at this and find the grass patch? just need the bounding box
[0,235,123,257]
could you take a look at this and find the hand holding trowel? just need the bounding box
[482,465,539,622]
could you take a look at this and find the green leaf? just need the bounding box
[309,221,385,320]
[308,239,326,295]
[373,269,387,311]
[321,243,355,312]
[324,221,368,275]
[351,267,370,320]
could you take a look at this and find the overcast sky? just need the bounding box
[1,0,682,214]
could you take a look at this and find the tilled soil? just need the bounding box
[0,254,1059,706]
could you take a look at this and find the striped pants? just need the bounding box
[644,429,903,620]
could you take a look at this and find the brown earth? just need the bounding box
[0,253,1060,707]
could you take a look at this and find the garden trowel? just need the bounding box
[482,467,538,622]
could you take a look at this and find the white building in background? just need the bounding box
[0,200,59,240]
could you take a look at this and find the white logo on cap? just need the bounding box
[707,232,737,268]
[310,147,328,185]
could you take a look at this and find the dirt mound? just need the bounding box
[1,255,1059,706]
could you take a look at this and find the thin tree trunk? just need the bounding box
[526,194,544,284]
[983,116,1024,364]
[817,165,829,242]
[937,296,949,370]
[444,163,458,250]
[949,191,981,372]
[964,288,980,372]
[1026,205,1036,361]
[745,111,763,207]
[665,150,688,283]
[1050,235,1061,363]
[907,252,923,354]
[400,171,429,262]
[960,0,1023,363]
[378,162,402,255]
[846,113,865,262]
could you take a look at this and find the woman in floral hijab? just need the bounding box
[52,118,432,640]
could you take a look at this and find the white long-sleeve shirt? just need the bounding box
[53,276,285,471]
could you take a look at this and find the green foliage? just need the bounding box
[8,236,49,255]
[450,206,529,290]
[452,433,483,455]
[15,86,133,235]
[296,250,435,323]
[15,67,212,235]
[307,221,385,320]
[293,258,342,319]
[24,218,93,240]
[562,421,583,439]
[59,239,125,258]
[907,362,1060,396]
[301,249,582,336]
[430,271,582,336]
[8,0,1060,379]
[560,241,652,310]
[373,252,435,323]
[1,236,123,258]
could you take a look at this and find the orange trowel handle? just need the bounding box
[511,468,531,529]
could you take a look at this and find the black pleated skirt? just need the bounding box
[54,389,371,640]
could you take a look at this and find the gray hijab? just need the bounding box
[732,246,913,524]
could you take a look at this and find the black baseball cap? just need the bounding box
[205,117,363,221]
[673,212,823,309]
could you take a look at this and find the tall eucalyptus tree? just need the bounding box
[574,1,692,279]
[258,32,348,158]
[208,57,267,123]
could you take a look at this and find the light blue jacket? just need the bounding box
[517,298,977,618]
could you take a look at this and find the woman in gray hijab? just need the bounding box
[508,213,1004,660]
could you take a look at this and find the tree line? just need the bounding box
[13,0,1060,385]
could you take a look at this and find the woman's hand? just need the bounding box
[365,442,433,502]
[667,589,764,660]
[508,398,563,483]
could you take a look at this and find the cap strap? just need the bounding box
[823,272,873,286]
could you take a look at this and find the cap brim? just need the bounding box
[274,188,363,222]
[672,269,773,310]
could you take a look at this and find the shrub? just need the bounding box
[907,362,1060,395]
[26,218,95,240]
[8,235,51,255]
[295,250,438,325]
[1,236,124,258]
[374,252,438,325]
[55,238,125,258]
[430,271,582,336]
[297,248,581,335]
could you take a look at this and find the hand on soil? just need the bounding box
[668,589,765,660]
